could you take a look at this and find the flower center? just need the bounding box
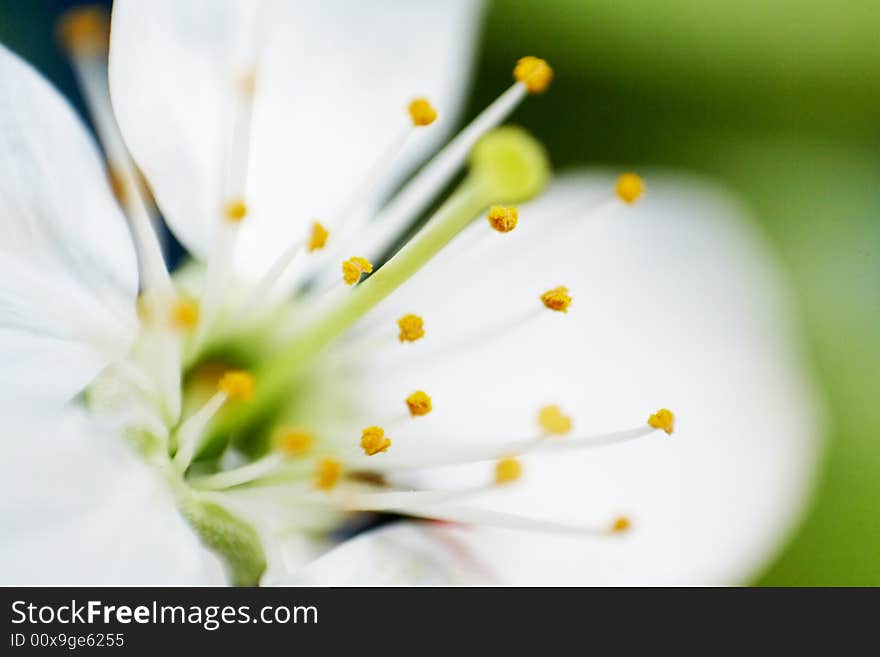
[64,20,662,585]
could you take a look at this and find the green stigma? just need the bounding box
[210,126,552,441]
[470,125,551,203]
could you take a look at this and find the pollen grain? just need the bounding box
[538,404,573,436]
[342,256,373,285]
[487,205,519,233]
[315,458,343,491]
[647,408,675,435]
[405,391,433,417]
[540,286,572,313]
[361,426,392,456]
[397,314,425,343]
[513,56,553,94]
[494,457,523,485]
[218,370,255,401]
[408,98,438,126]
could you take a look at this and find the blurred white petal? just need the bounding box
[268,521,494,586]
[0,410,226,585]
[110,0,484,279]
[0,45,137,413]
[342,171,821,584]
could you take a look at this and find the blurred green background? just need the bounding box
[1,0,877,584]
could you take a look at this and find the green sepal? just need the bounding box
[180,498,267,586]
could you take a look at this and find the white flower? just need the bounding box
[0,0,820,586]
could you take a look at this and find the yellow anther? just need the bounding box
[538,404,573,436]
[342,256,373,285]
[218,370,255,401]
[408,98,438,127]
[397,314,425,343]
[405,391,433,417]
[224,198,248,222]
[315,458,343,491]
[273,427,315,457]
[611,516,631,534]
[486,205,519,233]
[494,457,523,485]
[513,56,553,94]
[647,408,675,435]
[360,426,391,456]
[108,168,127,205]
[540,286,572,313]
[308,221,329,252]
[57,7,108,55]
[239,71,256,97]
[616,173,644,204]
[170,298,200,330]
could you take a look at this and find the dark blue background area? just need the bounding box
[0,0,112,120]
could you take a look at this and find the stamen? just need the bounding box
[153,330,184,425]
[56,6,108,56]
[538,404,573,435]
[610,516,632,534]
[360,426,392,456]
[494,457,523,485]
[288,457,526,511]
[258,98,434,300]
[107,168,128,204]
[58,7,172,300]
[647,408,675,435]
[342,256,373,286]
[273,427,315,457]
[316,483,492,512]
[405,390,433,417]
[238,71,257,97]
[216,128,550,435]
[307,221,330,252]
[194,17,262,350]
[540,286,572,313]
[408,98,438,126]
[513,56,554,94]
[220,478,595,531]
[616,173,645,204]
[380,306,544,369]
[350,60,551,265]
[218,370,256,401]
[346,424,658,473]
[170,299,200,331]
[315,458,344,491]
[224,198,249,223]
[396,504,619,537]
[236,233,309,318]
[192,222,241,351]
[173,370,255,472]
[486,205,518,233]
[398,314,426,343]
[189,453,285,491]
[330,96,438,237]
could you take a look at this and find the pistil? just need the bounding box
[214,127,550,436]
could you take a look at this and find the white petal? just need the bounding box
[344,171,822,584]
[268,521,494,586]
[0,45,138,412]
[0,410,226,585]
[110,0,484,279]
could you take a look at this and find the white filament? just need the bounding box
[172,391,228,472]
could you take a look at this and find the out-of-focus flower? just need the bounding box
[0,0,819,585]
